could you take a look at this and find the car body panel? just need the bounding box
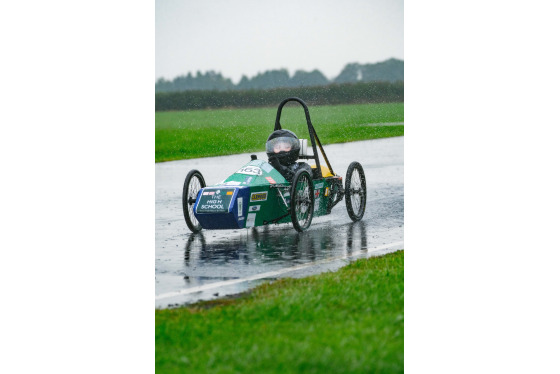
[192,159,340,230]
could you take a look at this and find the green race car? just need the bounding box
[182,97,367,232]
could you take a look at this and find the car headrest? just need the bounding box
[298,139,308,156]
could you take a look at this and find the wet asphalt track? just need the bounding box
[155,137,403,308]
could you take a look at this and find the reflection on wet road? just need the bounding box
[156,137,403,308]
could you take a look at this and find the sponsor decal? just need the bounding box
[237,166,262,176]
[198,200,224,211]
[315,183,324,189]
[265,176,276,184]
[243,176,253,185]
[250,191,268,202]
[196,188,235,213]
[223,181,241,186]
[325,187,330,196]
[249,205,261,212]
[237,198,243,216]
[246,213,256,228]
[314,189,320,198]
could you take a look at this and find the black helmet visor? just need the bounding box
[266,137,300,154]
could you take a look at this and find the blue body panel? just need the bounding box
[193,186,250,229]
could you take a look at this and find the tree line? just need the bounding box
[155,58,403,93]
[155,81,403,111]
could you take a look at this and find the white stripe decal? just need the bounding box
[155,241,404,301]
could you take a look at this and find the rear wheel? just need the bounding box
[290,169,314,232]
[345,162,366,221]
[182,170,205,232]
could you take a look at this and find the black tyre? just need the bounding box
[345,161,367,221]
[182,169,206,232]
[290,169,314,232]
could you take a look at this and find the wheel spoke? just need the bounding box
[187,177,201,226]
[289,170,315,231]
[297,178,307,221]
[183,171,206,232]
[349,169,362,213]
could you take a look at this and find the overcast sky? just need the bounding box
[155,0,403,83]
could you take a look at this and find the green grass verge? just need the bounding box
[155,102,404,162]
[155,250,404,373]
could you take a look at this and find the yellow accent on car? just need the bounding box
[311,165,334,177]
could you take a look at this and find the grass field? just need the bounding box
[155,102,404,162]
[155,250,404,373]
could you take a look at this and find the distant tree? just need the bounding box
[155,71,234,92]
[334,59,404,84]
[334,63,361,84]
[289,69,329,87]
[195,71,235,91]
[361,58,404,82]
[241,69,291,90]
[155,59,403,92]
[236,75,251,90]
[155,77,174,92]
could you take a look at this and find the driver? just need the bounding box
[266,129,312,181]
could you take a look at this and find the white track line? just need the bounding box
[156,241,404,301]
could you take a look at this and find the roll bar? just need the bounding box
[274,97,335,178]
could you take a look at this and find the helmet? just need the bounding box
[266,130,300,166]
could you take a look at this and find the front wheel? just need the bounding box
[182,169,206,232]
[290,169,314,232]
[345,162,367,221]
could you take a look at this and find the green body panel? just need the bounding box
[210,159,337,228]
[311,179,330,217]
[219,159,288,186]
